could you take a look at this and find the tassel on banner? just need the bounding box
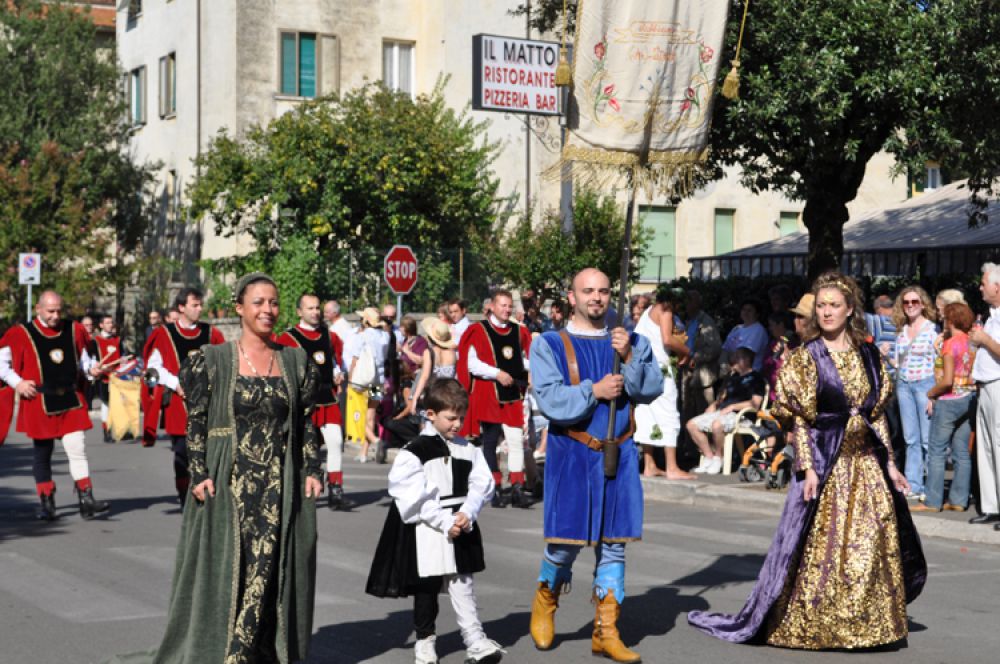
[555,46,573,87]
[722,59,740,100]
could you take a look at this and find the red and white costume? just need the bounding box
[93,332,123,429]
[457,316,532,486]
[276,322,348,486]
[0,319,98,495]
[141,320,225,442]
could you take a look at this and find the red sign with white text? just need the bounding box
[384,245,419,295]
[473,34,562,116]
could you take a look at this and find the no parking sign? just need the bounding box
[18,253,41,285]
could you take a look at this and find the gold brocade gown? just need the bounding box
[765,347,908,649]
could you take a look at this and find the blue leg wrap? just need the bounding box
[538,558,573,589]
[593,562,625,603]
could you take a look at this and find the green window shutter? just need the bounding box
[714,208,734,255]
[299,34,317,98]
[779,211,799,237]
[639,206,676,281]
[280,32,297,95]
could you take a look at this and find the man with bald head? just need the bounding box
[527,268,663,662]
[277,293,352,509]
[0,290,113,520]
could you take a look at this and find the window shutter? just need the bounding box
[299,34,316,98]
[280,32,297,95]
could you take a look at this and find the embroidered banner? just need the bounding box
[564,0,731,192]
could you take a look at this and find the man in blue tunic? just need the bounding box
[528,268,663,663]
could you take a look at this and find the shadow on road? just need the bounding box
[310,608,414,663]
[668,553,765,589]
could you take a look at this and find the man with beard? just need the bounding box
[277,293,352,509]
[457,289,533,508]
[142,287,225,505]
[527,269,662,663]
[0,291,113,520]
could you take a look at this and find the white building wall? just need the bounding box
[119,1,906,282]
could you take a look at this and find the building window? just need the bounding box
[382,40,414,95]
[925,161,942,191]
[714,208,735,255]
[639,206,676,280]
[280,32,317,98]
[779,211,799,237]
[126,66,146,126]
[159,53,177,118]
[128,1,143,18]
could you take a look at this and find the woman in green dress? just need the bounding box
[110,272,323,664]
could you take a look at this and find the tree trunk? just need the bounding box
[802,193,850,282]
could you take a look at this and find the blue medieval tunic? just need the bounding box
[531,327,663,545]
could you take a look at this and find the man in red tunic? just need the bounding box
[458,288,533,508]
[0,290,111,520]
[142,287,225,504]
[276,293,352,510]
[93,314,124,442]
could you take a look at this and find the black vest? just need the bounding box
[165,322,212,371]
[24,321,83,415]
[482,321,526,404]
[286,326,336,406]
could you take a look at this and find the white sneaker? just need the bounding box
[464,637,505,664]
[704,456,724,475]
[692,458,712,473]
[414,635,438,664]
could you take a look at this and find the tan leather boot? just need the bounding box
[591,592,641,663]
[530,582,561,650]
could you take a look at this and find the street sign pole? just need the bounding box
[396,294,403,327]
[27,284,32,321]
[18,253,41,321]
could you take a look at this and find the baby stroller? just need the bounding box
[737,411,795,489]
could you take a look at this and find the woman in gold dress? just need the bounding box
[109,272,323,664]
[689,272,926,649]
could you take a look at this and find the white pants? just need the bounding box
[634,377,680,447]
[977,381,1000,514]
[446,573,485,648]
[321,424,343,474]
[502,423,524,473]
[61,430,89,481]
[100,401,109,425]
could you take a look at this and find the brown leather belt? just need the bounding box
[557,330,635,451]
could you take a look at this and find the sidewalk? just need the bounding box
[641,473,1000,547]
[348,438,1000,547]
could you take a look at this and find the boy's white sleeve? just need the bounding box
[459,447,496,524]
[388,450,457,532]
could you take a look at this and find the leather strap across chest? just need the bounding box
[558,330,634,451]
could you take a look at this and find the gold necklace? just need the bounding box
[236,341,274,394]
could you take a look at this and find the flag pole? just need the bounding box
[603,170,639,478]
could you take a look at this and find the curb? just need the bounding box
[641,475,1000,547]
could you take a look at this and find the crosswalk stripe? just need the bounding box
[0,552,163,623]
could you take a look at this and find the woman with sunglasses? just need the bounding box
[888,286,939,500]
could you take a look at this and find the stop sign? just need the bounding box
[384,244,419,294]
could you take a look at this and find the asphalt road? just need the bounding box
[1,422,998,664]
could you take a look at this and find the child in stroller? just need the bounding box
[737,411,795,489]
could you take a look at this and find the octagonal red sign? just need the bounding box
[384,245,419,295]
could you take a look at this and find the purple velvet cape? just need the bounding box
[687,339,927,643]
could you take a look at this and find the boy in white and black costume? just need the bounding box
[366,378,505,664]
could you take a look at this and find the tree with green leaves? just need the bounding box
[515,1,1000,280]
[0,1,156,321]
[188,80,501,325]
[475,188,648,303]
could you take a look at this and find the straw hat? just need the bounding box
[421,316,457,348]
[789,293,815,318]
[356,307,381,328]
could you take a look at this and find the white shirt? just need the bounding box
[452,315,471,344]
[467,315,529,380]
[0,319,97,388]
[146,318,202,392]
[344,326,391,384]
[972,306,1000,383]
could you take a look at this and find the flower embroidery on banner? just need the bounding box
[591,36,620,115]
